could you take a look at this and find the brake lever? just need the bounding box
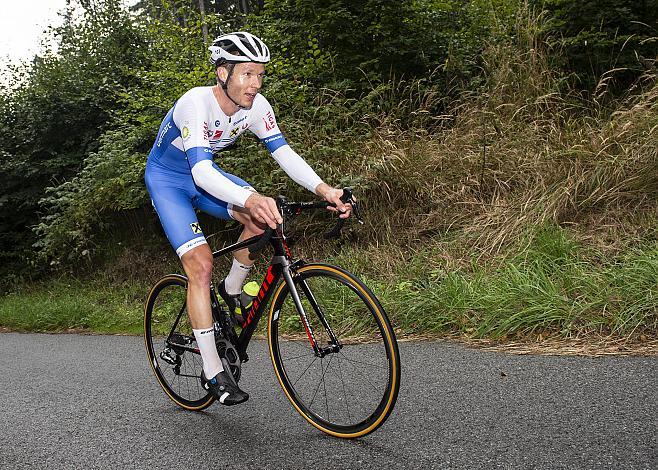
[350,200,364,225]
[339,187,363,225]
[324,187,363,239]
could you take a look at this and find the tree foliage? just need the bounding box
[0,0,146,276]
[252,0,515,92]
[0,0,654,285]
[532,0,658,92]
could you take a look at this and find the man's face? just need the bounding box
[220,62,265,109]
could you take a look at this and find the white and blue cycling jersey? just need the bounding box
[145,87,324,257]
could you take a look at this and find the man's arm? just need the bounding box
[269,144,323,193]
[190,160,253,207]
[173,90,254,208]
[250,96,351,216]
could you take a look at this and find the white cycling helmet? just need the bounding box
[209,32,270,65]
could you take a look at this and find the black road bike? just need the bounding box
[143,189,400,438]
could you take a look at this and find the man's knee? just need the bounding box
[243,219,265,236]
[181,246,213,285]
[233,210,265,236]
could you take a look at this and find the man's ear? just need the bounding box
[216,66,228,83]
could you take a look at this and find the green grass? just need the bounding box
[2,225,654,341]
[0,278,146,334]
[345,226,657,340]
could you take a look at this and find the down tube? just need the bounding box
[236,264,283,358]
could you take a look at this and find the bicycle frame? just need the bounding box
[206,229,339,362]
[162,192,358,364]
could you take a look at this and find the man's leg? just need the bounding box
[180,244,225,380]
[223,209,266,295]
[146,167,248,404]
[179,237,249,405]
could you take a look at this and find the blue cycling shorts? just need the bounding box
[145,160,252,257]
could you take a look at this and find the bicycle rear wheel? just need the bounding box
[144,274,214,411]
[268,263,400,438]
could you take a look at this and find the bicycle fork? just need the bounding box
[279,258,342,358]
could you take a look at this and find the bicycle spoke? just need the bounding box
[184,354,191,399]
[323,355,333,421]
[337,354,352,422]
[291,356,318,388]
[338,352,384,393]
[309,355,332,408]
[270,265,400,436]
[338,351,389,370]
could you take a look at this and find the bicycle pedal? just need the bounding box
[160,348,178,365]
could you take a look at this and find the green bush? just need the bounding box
[532,0,658,93]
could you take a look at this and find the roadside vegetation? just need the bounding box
[0,0,655,345]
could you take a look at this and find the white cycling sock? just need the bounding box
[224,258,253,296]
[193,327,223,379]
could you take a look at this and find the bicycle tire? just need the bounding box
[144,274,215,411]
[268,263,400,438]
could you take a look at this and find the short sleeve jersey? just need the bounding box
[148,87,288,174]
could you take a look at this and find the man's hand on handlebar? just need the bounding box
[315,183,353,219]
[244,193,283,229]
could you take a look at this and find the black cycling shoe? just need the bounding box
[201,359,249,406]
[217,279,243,324]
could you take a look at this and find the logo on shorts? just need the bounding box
[190,222,203,234]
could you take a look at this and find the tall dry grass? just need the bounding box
[350,18,657,261]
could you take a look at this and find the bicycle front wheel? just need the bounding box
[144,274,214,411]
[268,263,400,438]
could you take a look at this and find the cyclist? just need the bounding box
[144,32,351,406]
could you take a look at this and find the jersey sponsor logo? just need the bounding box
[211,130,223,139]
[233,115,247,126]
[157,122,172,147]
[230,127,240,138]
[190,222,203,234]
[203,122,209,140]
[262,133,287,153]
[214,120,221,127]
[263,134,284,145]
[263,111,277,131]
[182,126,190,140]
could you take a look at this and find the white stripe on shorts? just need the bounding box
[175,236,207,258]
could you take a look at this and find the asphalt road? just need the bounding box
[0,333,655,469]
